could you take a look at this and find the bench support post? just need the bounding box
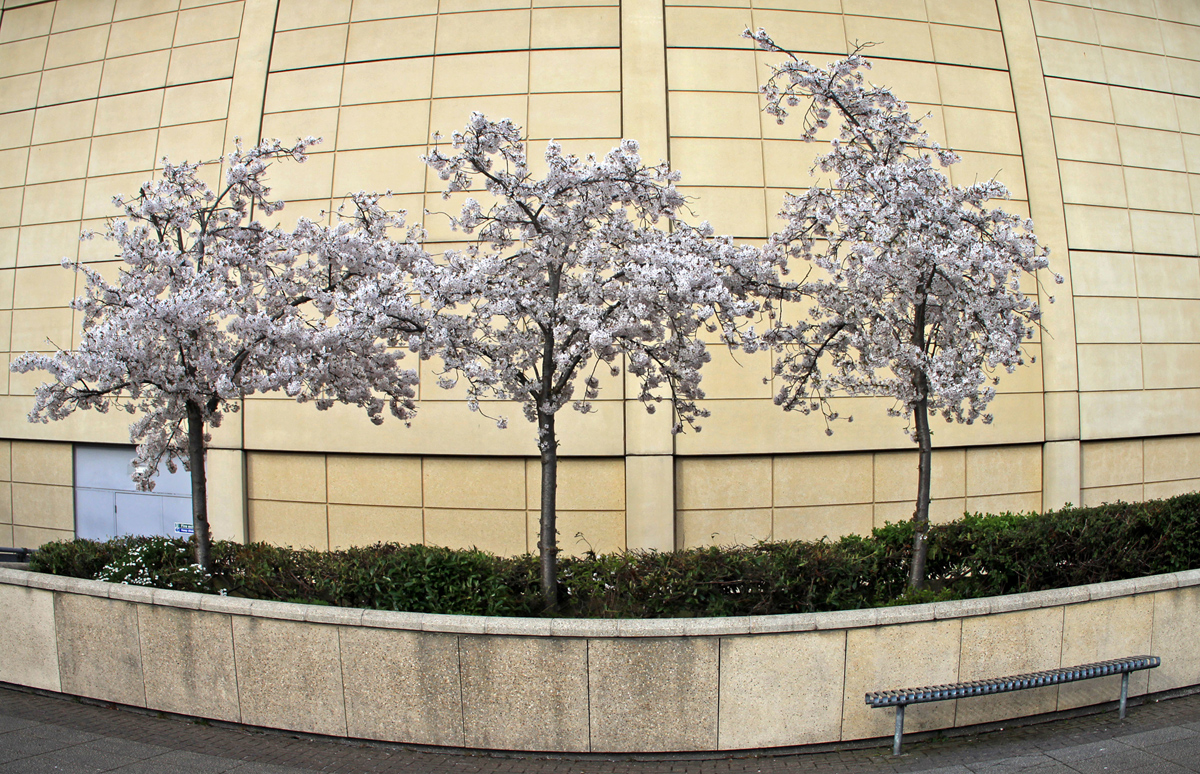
[1120,672,1129,719]
[893,704,906,756]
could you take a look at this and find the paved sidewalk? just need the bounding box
[3,685,1200,773]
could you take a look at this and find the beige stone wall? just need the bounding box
[9,438,71,546]
[246,451,625,556]
[0,0,1197,551]
[1082,434,1200,506]
[2,566,1195,752]
[676,445,1044,546]
[1033,0,1200,440]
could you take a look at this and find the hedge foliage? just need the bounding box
[27,492,1200,617]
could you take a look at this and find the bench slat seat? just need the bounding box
[867,655,1160,755]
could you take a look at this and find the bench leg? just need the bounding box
[893,704,906,756]
[1120,672,1129,719]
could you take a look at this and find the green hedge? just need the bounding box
[27,492,1200,617]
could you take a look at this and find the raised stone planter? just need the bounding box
[1,567,1197,753]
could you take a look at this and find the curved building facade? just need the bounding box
[0,0,1197,555]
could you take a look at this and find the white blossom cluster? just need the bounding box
[745,29,1062,436]
[11,139,425,490]
[418,113,770,441]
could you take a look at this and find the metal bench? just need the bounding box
[0,547,30,563]
[866,655,1161,755]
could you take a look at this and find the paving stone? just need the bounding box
[0,717,37,734]
[78,735,170,759]
[0,729,77,758]
[5,685,1200,773]
[150,749,259,772]
[1067,747,1191,774]
[1142,737,1200,766]
[1043,739,1134,762]
[116,760,248,774]
[1118,725,1199,748]
[0,756,99,774]
[966,754,1054,773]
[226,762,322,774]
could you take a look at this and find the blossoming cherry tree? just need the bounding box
[747,31,1061,589]
[12,140,426,572]
[420,114,767,610]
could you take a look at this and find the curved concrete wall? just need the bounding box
[2,566,1198,753]
[1,0,1199,555]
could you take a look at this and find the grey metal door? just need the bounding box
[74,445,193,541]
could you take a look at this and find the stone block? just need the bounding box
[1058,596,1153,711]
[264,67,343,113]
[931,23,1007,69]
[530,6,618,49]
[0,3,52,42]
[965,445,1042,497]
[328,502,421,549]
[423,457,525,510]
[774,452,873,507]
[11,483,72,531]
[246,451,326,503]
[628,456,676,552]
[776,503,874,541]
[247,499,328,550]
[1081,439,1144,490]
[483,617,553,636]
[1144,340,1200,388]
[424,507,526,557]
[206,448,246,543]
[841,619,962,741]
[718,630,845,749]
[956,607,1064,726]
[54,593,145,707]
[676,456,772,511]
[874,449,966,502]
[106,583,155,604]
[873,498,966,528]
[271,25,347,71]
[326,454,421,507]
[11,440,71,485]
[435,9,529,56]
[231,616,347,736]
[161,80,231,126]
[432,50,527,99]
[341,627,463,746]
[1145,436,1200,483]
[1150,586,1200,693]
[966,492,1042,517]
[460,634,588,751]
[0,583,59,690]
[138,605,239,722]
[676,508,771,548]
[527,509,625,557]
[531,49,620,94]
[588,637,718,752]
[524,457,625,511]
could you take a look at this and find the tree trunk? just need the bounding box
[185,401,213,574]
[908,391,933,590]
[537,410,559,613]
[908,281,932,591]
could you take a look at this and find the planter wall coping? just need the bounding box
[1,566,1194,637]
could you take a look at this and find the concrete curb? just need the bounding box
[1,565,1195,637]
